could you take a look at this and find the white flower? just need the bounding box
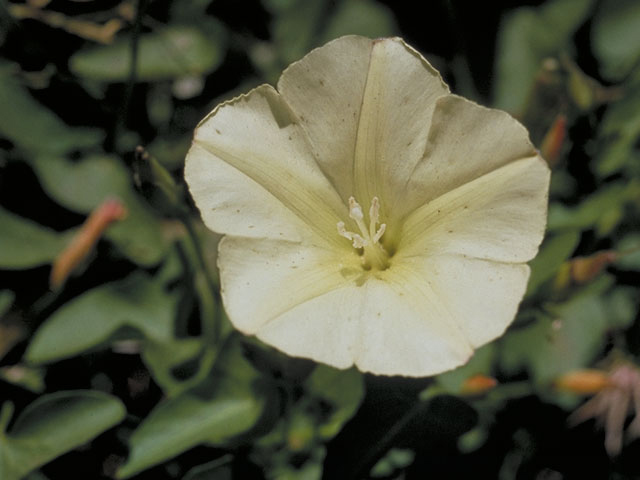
[185,36,550,377]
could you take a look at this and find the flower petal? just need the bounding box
[391,255,531,349]
[399,95,541,219]
[258,274,474,377]
[219,236,476,377]
[218,236,361,336]
[278,36,449,213]
[185,84,347,246]
[398,156,550,263]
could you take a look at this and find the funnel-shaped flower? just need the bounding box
[185,36,550,377]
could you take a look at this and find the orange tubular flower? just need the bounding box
[50,197,127,290]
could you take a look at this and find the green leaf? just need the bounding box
[493,0,594,113]
[25,273,178,364]
[0,64,102,155]
[117,338,266,479]
[547,182,635,233]
[0,207,75,270]
[270,0,328,65]
[304,365,364,439]
[501,277,615,384]
[592,0,640,80]
[70,23,226,82]
[30,155,166,266]
[603,287,637,330]
[526,231,580,295]
[0,391,125,480]
[615,233,640,270]
[319,0,396,44]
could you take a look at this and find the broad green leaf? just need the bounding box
[117,338,266,479]
[493,0,594,113]
[526,231,580,295]
[603,287,637,330]
[305,365,364,439]
[615,233,640,270]
[70,23,226,82]
[270,0,328,65]
[320,0,396,44]
[30,155,166,266]
[547,182,636,233]
[0,391,125,480]
[592,0,640,80]
[0,64,102,155]
[0,207,75,269]
[25,273,178,364]
[501,277,614,384]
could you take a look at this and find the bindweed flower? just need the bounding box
[185,36,550,377]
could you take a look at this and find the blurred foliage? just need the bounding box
[1,0,640,479]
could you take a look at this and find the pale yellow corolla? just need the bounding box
[185,36,550,377]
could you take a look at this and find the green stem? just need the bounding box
[181,214,221,344]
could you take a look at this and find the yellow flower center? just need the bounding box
[337,196,390,270]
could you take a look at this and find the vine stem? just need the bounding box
[180,213,221,343]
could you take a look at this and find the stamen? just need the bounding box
[373,223,386,244]
[348,196,364,221]
[337,196,389,271]
[369,197,380,240]
[337,221,367,248]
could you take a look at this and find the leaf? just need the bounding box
[70,23,226,82]
[615,233,640,270]
[25,273,178,364]
[270,0,328,65]
[0,63,102,155]
[304,365,364,439]
[546,182,635,233]
[501,277,615,384]
[0,391,125,480]
[493,0,594,113]
[526,231,580,295]
[592,0,640,80]
[0,207,75,269]
[30,155,166,266]
[117,338,266,479]
[319,0,396,44]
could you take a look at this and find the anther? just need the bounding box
[337,221,367,248]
